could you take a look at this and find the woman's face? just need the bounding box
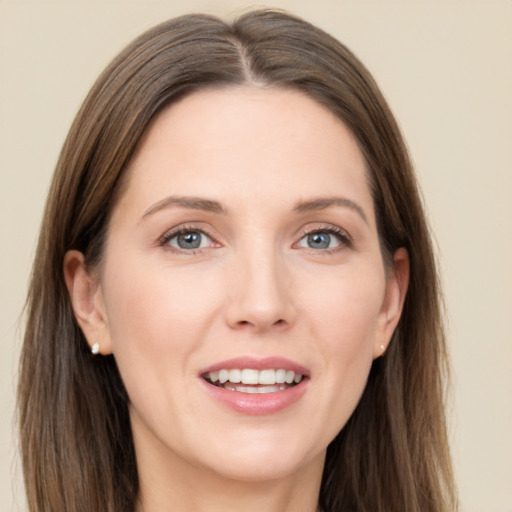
[70,87,406,483]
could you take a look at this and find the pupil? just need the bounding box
[178,231,201,249]
[308,233,330,249]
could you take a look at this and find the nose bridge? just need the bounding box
[225,238,294,331]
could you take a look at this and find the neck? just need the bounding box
[136,474,323,512]
[134,436,324,512]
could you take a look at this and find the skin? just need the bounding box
[65,87,409,512]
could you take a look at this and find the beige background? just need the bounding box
[1,1,511,511]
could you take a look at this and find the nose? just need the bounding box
[224,248,296,333]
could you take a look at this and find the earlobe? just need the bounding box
[373,247,410,359]
[63,250,112,355]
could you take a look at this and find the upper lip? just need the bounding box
[199,356,309,377]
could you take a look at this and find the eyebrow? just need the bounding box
[294,197,369,224]
[141,194,368,224]
[142,195,226,219]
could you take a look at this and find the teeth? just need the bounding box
[275,369,286,384]
[229,369,241,383]
[207,368,304,386]
[241,369,259,385]
[258,369,275,385]
[223,383,289,393]
[285,370,295,384]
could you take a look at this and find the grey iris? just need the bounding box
[178,231,202,249]
[308,233,330,249]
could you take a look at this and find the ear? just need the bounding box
[373,247,410,359]
[63,250,112,355]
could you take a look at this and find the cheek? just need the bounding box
[100,257,225,387]
[99,258,228,446]
[104,256,216,334]
[305,264,385,352]
[302,266,385,434]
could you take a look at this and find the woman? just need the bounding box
[17,9,457,512]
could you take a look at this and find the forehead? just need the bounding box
[116,86,374,219]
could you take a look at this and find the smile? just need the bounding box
[204,368,304,394]
[199,357,309,414]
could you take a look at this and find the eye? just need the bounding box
[296,227,350,251]
[163,229,213,251]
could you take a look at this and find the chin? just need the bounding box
[188,428,326,483]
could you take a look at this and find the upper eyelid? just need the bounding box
[296,223,352,241]
[157,222,352,247]
[159,224,218,245]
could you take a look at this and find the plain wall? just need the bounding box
[1,1,511,510]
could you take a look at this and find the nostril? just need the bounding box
[234,318,287,329]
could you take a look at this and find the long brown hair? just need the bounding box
[18,10,457,512]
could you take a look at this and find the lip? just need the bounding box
[198,356,310,416]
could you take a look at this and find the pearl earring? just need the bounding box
[380,344,385,354]
[91,343,100,355]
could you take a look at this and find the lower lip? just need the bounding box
[199,378,308,416]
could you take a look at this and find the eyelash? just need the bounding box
[158,224,353,254]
